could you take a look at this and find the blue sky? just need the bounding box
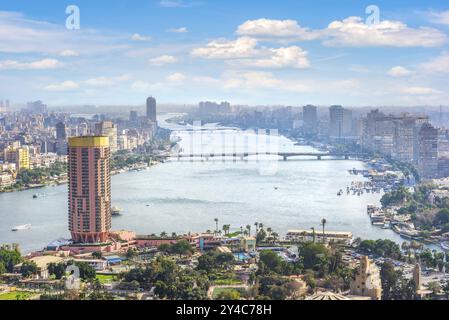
[0,0,448,107]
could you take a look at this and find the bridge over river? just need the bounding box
[164,152,367,161]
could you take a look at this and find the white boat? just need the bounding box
[111,206,122,216]
[12,224,31,231]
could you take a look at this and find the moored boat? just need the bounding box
[12,224,31,231]
[111,206,122,216]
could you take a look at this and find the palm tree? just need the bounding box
[246,225,251,237]
[254,222,259,236]
[160,231,167,238]
[214,218,219,234]
[223,224,230,236]
[402,242,411,262]
[240,226,243,234]
[321,218,327,244]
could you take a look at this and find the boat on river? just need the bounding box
[12,224,31,231]
[111,206,122,216]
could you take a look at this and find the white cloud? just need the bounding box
[0,58,62,70]
[222,71,310,92]
[44,80,79,91]
[59,50,79,57]
[192,37,310,69]
[131,81,154,92]
[230,46,310,69]
[388,66,413,77]
[323,16,448,47]
[428,10,449,26]
[166,72,186,84]
[192,76,220,84]
[420,53,449,74]
[159,0,196,8]
[131,33,151,41]
[236,17,448,48]
[191,37,258,59]
[168,27,188,33]
[84,74,130,87]
[149,55,178,66]
[237,18,319,40]
[401,86,441,95]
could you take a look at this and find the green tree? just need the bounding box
[170,240,194,257]
[321,218,327,243]
[298,242,330,276]
[48,262,66,279]
[380,262,401,300]
[216,289,241,300]
[20,260,38,278]
[92,251,102,259]
[75,261,96,281]
[0,245,22,272]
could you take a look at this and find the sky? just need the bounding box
[0,0,448,107]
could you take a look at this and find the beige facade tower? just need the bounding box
[68,136,111,243]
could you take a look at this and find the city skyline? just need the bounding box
[0,0,449,106]
[2,1,449,304]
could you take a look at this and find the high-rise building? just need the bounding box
[418,123,438,179]
[302,105,318,136]
[342,109,353,137]
[27,100,47,114]
[329,105,344,141]
[0,100,9,113]
[146,96,157,122]
[199,101,231,115]
[4,146,30,171]
[56,122,67,140]
[95,121,117,153]
[68,136,111,243]
[129,110,138,123]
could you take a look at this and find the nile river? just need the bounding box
[0,114,403,253]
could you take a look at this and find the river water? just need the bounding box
[0,114,403,253]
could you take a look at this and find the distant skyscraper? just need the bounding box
[302,105,317,136]
[95,121,118,153]
[27,100,47,114]
[0,100,9,113]
[199,101,231,115]
[329,105,344,140]
[146,97,157,122]
[418,123,438,179]
[56,122,67,140]
[129,110,138,123]
[68,136,111,243]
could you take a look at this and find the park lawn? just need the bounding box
[213,279,243,285]
[212,287,245,299]
[96,274,116,284]
[0,291,33,300]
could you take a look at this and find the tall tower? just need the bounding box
[329,105,344,141]
[303,105,318,136]
[56,122,67,140]
[68,136,111,243]
[146,96,157,122]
